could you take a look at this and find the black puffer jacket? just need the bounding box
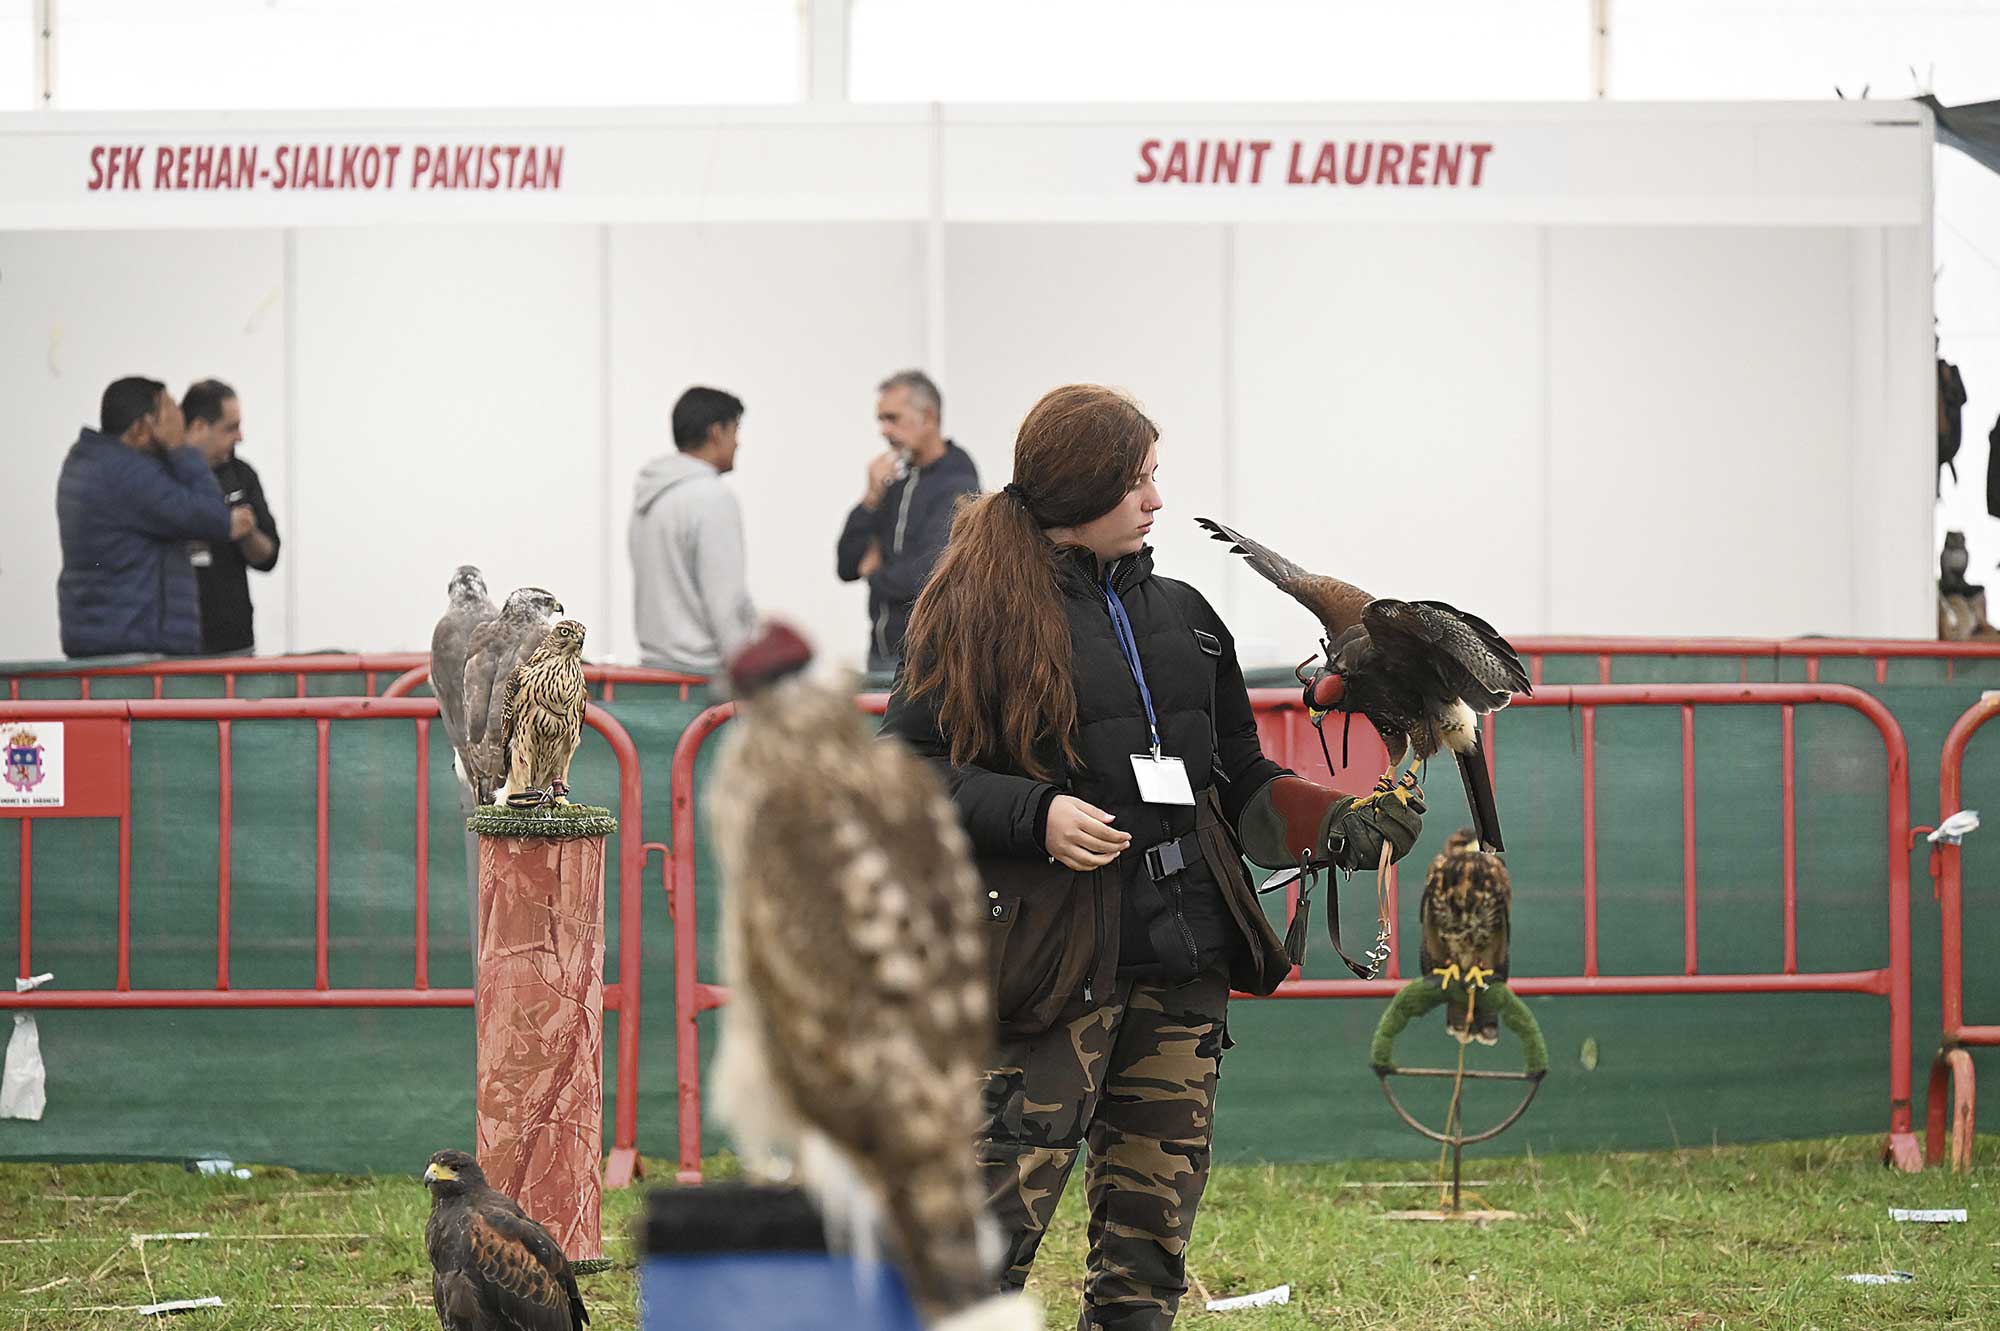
[883,547,1286,1020]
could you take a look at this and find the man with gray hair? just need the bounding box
[836,370,980,674]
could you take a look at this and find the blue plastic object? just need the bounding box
[640,1251,926,1330]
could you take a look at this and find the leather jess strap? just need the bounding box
[1256,854,1379,981]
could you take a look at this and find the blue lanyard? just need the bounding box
[1103,578,1163,755]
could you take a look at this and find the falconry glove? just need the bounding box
[1237,774,1425,980]
[1238,774,1425,873]
[1327,791,1424,872]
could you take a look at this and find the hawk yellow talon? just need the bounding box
[1432,963,1462,987]
[1463,965,1494,990]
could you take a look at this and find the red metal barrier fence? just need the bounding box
[18,635,2000,700]
[660,683,1918,1183]
[1,653,706,704]
[1923,693,2000,1170]
[1511,637,2000,686]
[0,696,649,1188]
[5,653,429,699]
[379,661,704,702]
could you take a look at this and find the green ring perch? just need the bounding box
[467,804,619,840]
[1369,978,1548,1078]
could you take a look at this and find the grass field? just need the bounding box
[0,1136,1994,1329]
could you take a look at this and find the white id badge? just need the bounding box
[1131,753,1197,805]
[188,543,213,568]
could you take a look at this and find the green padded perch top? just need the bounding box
[467,804,618,840]
[1370,978,1549,1077]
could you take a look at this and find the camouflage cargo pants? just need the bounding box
[977,969,1230,1331]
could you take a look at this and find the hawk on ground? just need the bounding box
[423,1149,587,1331]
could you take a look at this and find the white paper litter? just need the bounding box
[1205,1285,1290,1311]
[1,972,54,1121]
[137,1297,223,1316]
[1842,1271,1916,1285]
[1928,811,1981,845]
[1889,1207,1966,1223]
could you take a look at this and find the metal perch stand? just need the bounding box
[1369,978,1549,1213]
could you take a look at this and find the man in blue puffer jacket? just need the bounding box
[57,376,232,658]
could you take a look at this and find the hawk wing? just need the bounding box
[1470,867,1511,982]
[460,619,508,777]
[431,602,495,767]
[461,1205,586,1331]
[465,622,549,791]
[1360,598,1531,711]
[1197,516,1373,638]
[499,660,528,767]
[1418,847,1458,978]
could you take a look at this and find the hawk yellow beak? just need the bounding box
[424,1162,457,1183]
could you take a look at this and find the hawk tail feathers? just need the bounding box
[1194,516,1308,587]
[1456,746,1505,854]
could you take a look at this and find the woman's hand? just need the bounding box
[1044,796,1131,871]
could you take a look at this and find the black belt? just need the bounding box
[1143,832,1204,882]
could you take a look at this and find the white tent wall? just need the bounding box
[940,222,1233,643]
[289,225,607,655]
[1546,225,1858,638]
[607,221,930,672]
[0,228,291,659]
[1227,222,1548,661]
[0,219,1928,667]
[0,101,1934,665]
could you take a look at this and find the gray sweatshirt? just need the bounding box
[629,452,756,676]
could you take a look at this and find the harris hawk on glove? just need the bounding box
[1197,516,1530,852]
[423,1150,588,1331]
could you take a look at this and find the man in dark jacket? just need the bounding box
[56,376,231,658]
[183,379,280,654]
[835,370,980,673]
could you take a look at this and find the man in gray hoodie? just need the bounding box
[629,386,757,677]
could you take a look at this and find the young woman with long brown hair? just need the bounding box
[883,384,1425,1329]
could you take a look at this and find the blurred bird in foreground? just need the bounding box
[708,621,1034,1330]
